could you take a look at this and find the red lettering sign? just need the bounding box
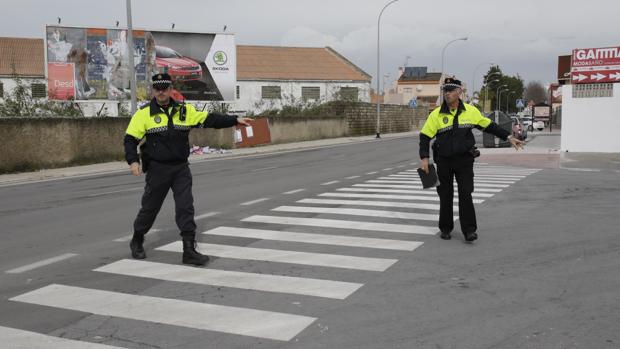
[47,62,75,100]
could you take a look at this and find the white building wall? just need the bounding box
[231,80,370,113]
[561,84,620,152]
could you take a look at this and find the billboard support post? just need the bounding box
[126,0,137,115]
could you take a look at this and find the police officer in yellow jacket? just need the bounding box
[124,73,252,265]
[419,77,524,242]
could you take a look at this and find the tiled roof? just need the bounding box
[0,37,44,77]
[237,45,370,82]
[398,67,442,83]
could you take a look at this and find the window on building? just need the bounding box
[572,83,613,98]
[261,86,281,99]
[0,82,4,98]
[236,85,240,99]
[403,87,413,94]
[339,87,358,101]
[31,83,46,98]
[301,86,320,100]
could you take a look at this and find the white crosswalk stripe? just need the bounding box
[389,174,518,183]
[157,241,398,271]
[297,198,458,211]
[352,183,502,193]
[96,259,362,299]
[242,215,437,235]
[0,325,126,349]
[367,179,509,188]
[337,187,494,198]
[11,284,316,341]
[272,205,443,221]
[319,192,485,204]
[204,226,423,251]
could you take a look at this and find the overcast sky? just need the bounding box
[3,0,618,90]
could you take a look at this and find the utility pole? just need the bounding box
[126,0,137,115]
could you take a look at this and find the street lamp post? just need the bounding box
[496,84,508,111]
[440,37,467,104]
[441,37,468,78]
[498,89,509,113]
[471,62,494,102]
[482,76,500,113]
[506,91,515,113]
[375,0,399,139]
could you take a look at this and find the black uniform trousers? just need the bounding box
[133,161,196,239]
[435,155,477,234]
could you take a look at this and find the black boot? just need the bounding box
[130,235,146,259]
[464,231,478,242]
[182,239,209,266]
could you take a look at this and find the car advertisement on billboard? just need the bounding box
[45,25,235,101]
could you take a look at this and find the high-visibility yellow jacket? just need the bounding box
[123,98,238,165]
[419,100,509,159]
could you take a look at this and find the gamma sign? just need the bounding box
[571,46,620,84]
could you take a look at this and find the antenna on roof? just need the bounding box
[404,55,411,67]
[116,20,120,27]
[171,23,175,30]
[57,17,61,25]
[223,25,227,32]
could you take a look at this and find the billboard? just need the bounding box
[570,46,620,84]
[45,25,236,101]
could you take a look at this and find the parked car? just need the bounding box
[533,119,545,131]
[521,116,534,131]
[155,45,202,82]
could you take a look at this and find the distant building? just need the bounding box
[233,45,371,113]
[0,37,46,100]
[385,67,444,108]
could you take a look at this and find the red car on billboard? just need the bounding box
[155,45,202,81]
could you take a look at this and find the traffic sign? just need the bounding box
[516,99,525,109]
[408,98,417,108]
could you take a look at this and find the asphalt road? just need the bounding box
[1,135,619,349]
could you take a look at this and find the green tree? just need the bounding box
[479,66,524,113]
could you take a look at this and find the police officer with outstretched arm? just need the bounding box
[419,77,524,242]
[124,73,252,265]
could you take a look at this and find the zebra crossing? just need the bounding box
[6,164,540,347]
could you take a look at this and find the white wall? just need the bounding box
[561,84,620,152]
[231,80,370,113]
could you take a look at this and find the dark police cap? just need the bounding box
[442,77,462,91]
[152,73,172,89]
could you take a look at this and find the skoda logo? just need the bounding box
[213,51,227,65]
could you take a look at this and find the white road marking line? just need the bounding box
[241,198,270,206]
[114,229,162,242]
[382,168,393,171]
[387,176,517,184]
[319,192,485,204]
[283,188,306,195]
[353,183,502,193]
[391,174,518,182]
[195,211,220,220]
[251,166,279,172]
[6,253,79,274]
[367,180,509,188]
[0,325,125,348]
[274,205,441,221]
[399,172,527,179]
[11,284,315,342]
[205,226,423,251]
[338,187,494,198]
[157,242,398,272]
[397,165,406,168]
[345,175,361,179]
[96,259,362,300]
[321,180,340,185]
[563,168,601,172]
[298,198,458,211]
[86,187,142,197]
[242,215,437,235]
[366,171,378,174]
